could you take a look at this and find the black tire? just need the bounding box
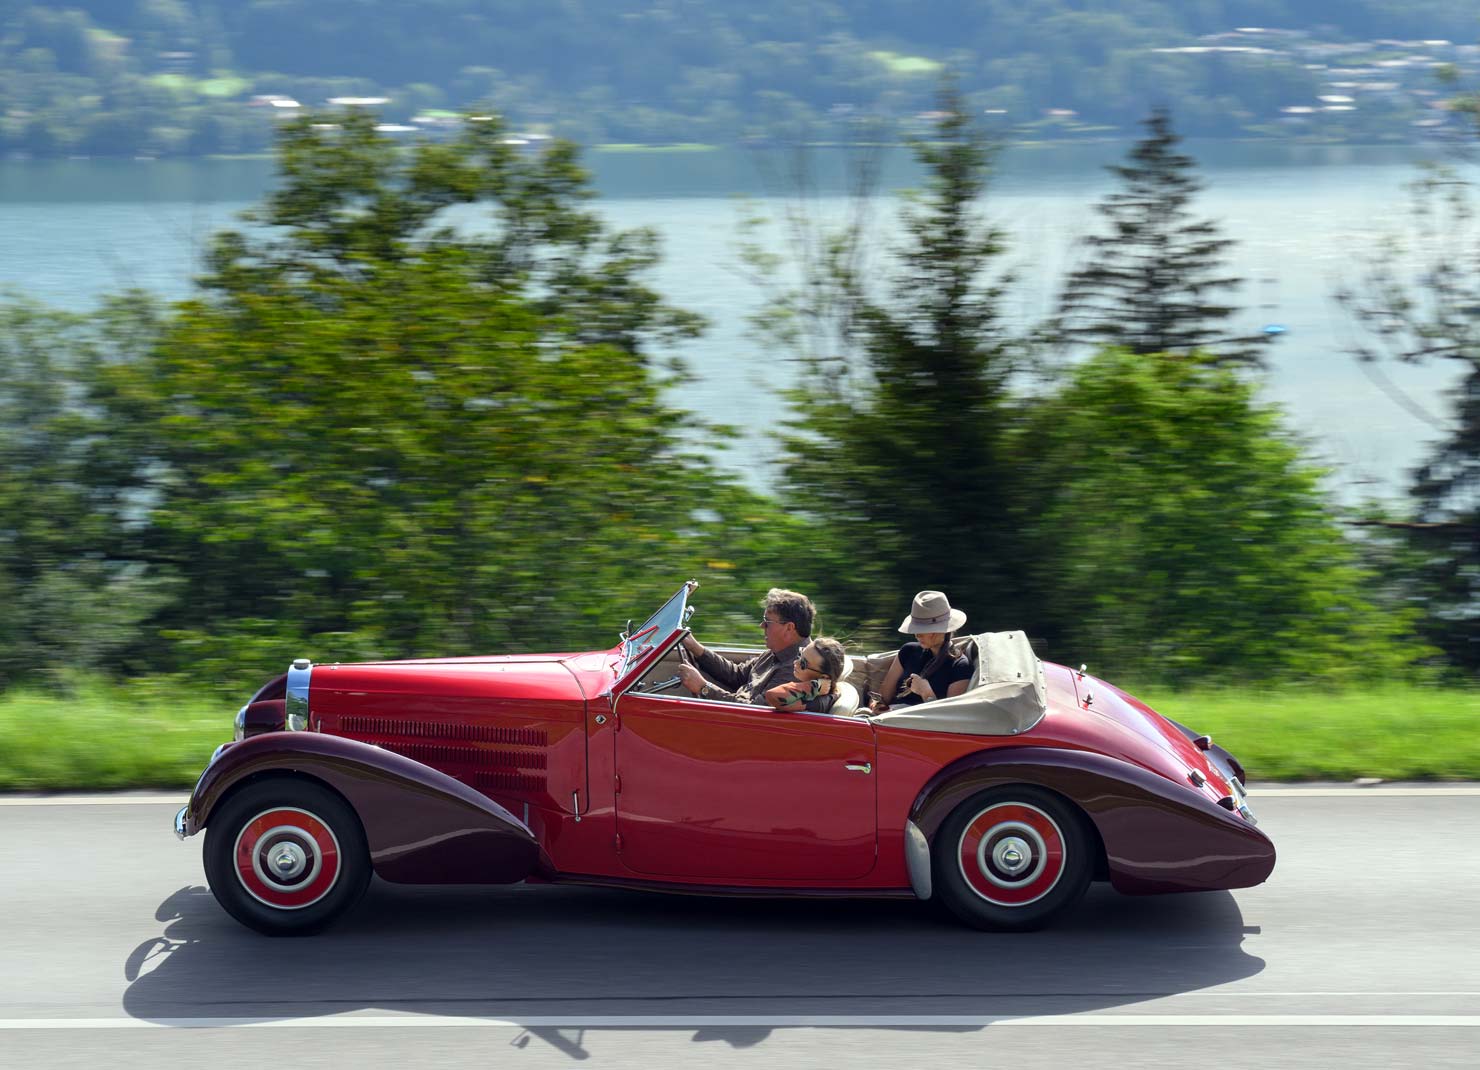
[203,777,371,936]
[931,785,1093,932]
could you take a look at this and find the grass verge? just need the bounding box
[1137,684,1480,781]
[0,679,228,792]
[0,679,1475,791]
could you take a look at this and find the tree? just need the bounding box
[80,110,796,685]
[1013,348,1425,683]
[1054,109,1263,366]
[0,297,174,685]
[750,83,1022,632]
[1337,91,1480,672]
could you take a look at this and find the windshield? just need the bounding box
[620,581,696,675]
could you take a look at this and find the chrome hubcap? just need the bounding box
[269,842,308,880]
[993,836,1032,876]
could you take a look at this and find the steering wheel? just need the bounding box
[643,673,684,694]
[638,633,698,695]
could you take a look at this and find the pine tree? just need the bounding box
[1056,109,1262,365]
[753,82,1022,631]
[1339,95,1480,671]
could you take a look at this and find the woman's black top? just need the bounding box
[891,642,972,706]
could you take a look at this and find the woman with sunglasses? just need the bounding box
[869,591,972,713]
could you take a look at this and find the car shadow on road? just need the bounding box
[123,879,1265,1058]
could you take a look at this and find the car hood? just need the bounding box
[311,650,620,704]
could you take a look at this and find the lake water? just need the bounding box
[0,143,1464,502]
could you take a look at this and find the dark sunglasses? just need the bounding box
[795,653,822,672]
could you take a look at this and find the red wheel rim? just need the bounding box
[957,802,1066,907]
[233,807,341,910]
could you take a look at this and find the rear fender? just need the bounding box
[184,732,544,884]
[910,745,1275,895]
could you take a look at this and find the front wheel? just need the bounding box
[204,778,371,936]
[932,785,1093,932]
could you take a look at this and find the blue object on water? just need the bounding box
[1263,324,1288,335]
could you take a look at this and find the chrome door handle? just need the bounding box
[844,762,872,774]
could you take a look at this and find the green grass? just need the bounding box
[0,679,229,792]
[1135,685,1480,781]
[0,679,1476,792]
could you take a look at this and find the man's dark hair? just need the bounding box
[764,588,815,638]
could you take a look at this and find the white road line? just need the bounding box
[1253,787,1480,797]
[3,787,1480,806]
[0,795,185,805]
[2,1015,1479,1030]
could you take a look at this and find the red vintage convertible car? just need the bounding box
[173,581,1273,935]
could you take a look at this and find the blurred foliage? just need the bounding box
[755,98,1431,683]
[1,1,1478,156]
[1338,106,1480,671]
[1014,348,1430,683]
[0,100,1452,695]
[0,297,178,685]
[749,82,1022,635]
[1,111,803,691]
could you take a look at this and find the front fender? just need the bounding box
[910,745,1275,895]
[182,733,544,885]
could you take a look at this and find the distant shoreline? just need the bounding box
[0,132,1448,166]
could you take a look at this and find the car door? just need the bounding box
[612,692,877,882]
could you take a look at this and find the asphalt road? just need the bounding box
[2,787,1478,1068]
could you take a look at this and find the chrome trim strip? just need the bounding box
[905,820,932,901]
[285,660,312,731]
[174,806,188,841]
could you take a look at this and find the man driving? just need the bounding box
[676,588,814,705]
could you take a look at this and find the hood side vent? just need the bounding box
[341,716,546,747]
[381,742,548,770]
[473,771,545,794]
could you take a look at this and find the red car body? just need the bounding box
[175,584,1274,934]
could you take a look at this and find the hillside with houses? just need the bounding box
[1,1,1477,156]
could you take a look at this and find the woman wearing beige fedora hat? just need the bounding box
[869,590,972,712]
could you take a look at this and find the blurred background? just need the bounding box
[2,1,1479,787]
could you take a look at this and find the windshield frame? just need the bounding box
[618,581,697,681]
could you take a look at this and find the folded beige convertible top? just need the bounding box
[868,631,1048,737]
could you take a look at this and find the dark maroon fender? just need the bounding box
[183,732,545,885]
[909,745,1275,895]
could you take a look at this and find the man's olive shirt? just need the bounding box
[692,642,802,705]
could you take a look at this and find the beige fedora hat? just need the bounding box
[898,590,967,634]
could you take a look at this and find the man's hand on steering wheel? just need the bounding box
[676,663,706,695]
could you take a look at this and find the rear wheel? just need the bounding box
[932,785,1093,932]
[204,778,371,936]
